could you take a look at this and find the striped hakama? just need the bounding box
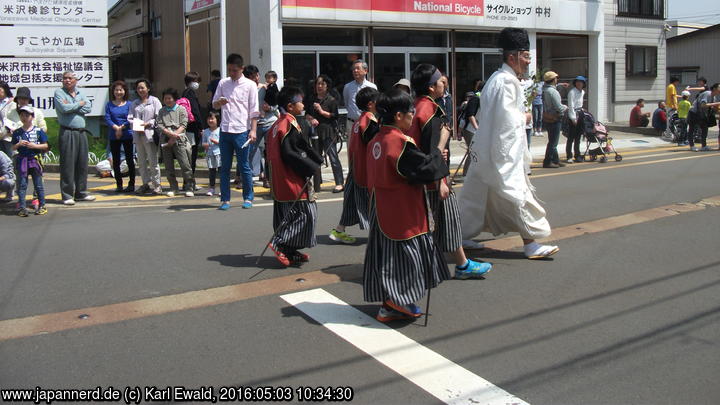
[363,198,450,305]
[271,200,317,251]
[338,173,370,230]
[426,189,463,252]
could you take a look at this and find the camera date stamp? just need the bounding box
[1,385,354,403]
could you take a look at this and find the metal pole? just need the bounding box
[220,0,227,77]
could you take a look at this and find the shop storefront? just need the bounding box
[275,0,604,115]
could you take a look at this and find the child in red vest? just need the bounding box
[364,88,450,322]
[330,87,380,244]
[409,64,492,279]
[265,86,323,266]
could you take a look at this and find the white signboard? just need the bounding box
[282,0,603,33]
[185,0,219,14]
[0,0,106,26]
[0,26,108,57]
[26,87,109,119]
[0,58,108,87]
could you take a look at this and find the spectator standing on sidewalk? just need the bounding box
[158,88,195,197]
[6,87,48,133]
[0,81,13,158]
[307,74,344,192]
[182,71,204,176]
[665,76,681,138]
[54,70,95,205]
[129,80,163,195]
[676,91,692,145]
[343,59,377,145]
[541,71,568,168]
[687,83,720,152]
[212,53,259,210]
[11,106,48,216]
[104,80,135,193]
[565,76,586,163]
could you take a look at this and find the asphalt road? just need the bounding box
[1,141,719,405]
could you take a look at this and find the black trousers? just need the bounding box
[187,122,202,174]
[566,120,583,160]
[110,138,135,188]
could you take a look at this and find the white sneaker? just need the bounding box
[63,198,76,206]
[566,158,574,164]
[462,240,485,250]
[79,195,96,202]
[690,146,699,152]
[524,242,559,259]
[205,189,215,196]
[184,191,194,197]
[165,191,175,197]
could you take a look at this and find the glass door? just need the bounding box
[482,53,503,80]
[409,53,448,76]
[283,53,316,96]
[373,53,405,93]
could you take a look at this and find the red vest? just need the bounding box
[349,111,376,188]
[408,96,447,190]
[266,114,309,202]
[367,125,429,240]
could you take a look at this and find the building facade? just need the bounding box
[667,24,720,90]
[109,0,668,123]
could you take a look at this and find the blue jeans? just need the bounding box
[18,168,45,209]
[249,125,270,177]
[543,121,561,166]
[532,104,543,131]
[220,131,253,203]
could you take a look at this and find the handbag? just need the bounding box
[707,111,718,128]
[543,111,560,123]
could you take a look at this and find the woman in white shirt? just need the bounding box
[566,76,586,163]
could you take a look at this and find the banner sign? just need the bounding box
[0,58,108,88]
[281,0,602,32]
[24,87,109,119]
[185,0,219,14]
[0,26,108,57]
[0,0,106,26]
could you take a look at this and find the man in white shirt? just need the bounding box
[566,75,586,163]
[342,60,377,139]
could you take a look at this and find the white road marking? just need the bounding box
[281,288,530,405]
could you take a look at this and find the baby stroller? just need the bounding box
[580,110,622,163]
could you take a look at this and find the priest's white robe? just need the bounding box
[458,64,552,240]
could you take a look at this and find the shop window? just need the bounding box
[625,46,657,77]
[617,0,664,19]
[374,29,447,47]
[455,32,499,48]
[283,27,363,46]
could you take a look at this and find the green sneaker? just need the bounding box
[329,229,356,244]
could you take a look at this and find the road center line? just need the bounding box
[2,195,719,343]
[281,288,530,405]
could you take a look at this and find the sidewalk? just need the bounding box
[40,127,673,181]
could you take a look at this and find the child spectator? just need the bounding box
[329,86,379,244]
[677,90,692,145]
[157,88,195,197]
[264,71,279,107]
[202,111,221,196]
[265,86,323,267]
[11,106,48,216]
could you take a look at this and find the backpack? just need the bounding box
[176,97,195,123]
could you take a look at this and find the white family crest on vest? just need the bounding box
[353,121,360,134]
[372,141,382,160]
[272,125,279,138]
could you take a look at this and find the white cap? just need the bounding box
[681,90,691,97]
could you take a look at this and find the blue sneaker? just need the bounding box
[384,299,423,318]
[218,202,231,210]
[242,200,253,209]
[455,259,492,279]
